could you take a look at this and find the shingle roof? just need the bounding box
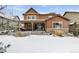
[63,11,79,23]
[45,15,70,22]
[25,8,39,14]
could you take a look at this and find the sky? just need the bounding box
[2,5,79,20]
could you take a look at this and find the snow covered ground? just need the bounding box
[0,35,79,53]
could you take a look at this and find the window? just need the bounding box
[28,16,31,19]
[53,22,63,29]
[27,15,36,20]
[48,16,52,18]
[32,16,36,19]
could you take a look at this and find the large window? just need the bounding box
[53,22,63,29]
[27,15,36,20]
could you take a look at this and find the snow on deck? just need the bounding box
[0,35,79,53]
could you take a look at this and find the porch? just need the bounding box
[24,21,45,31]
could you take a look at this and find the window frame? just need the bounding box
[27,15,36,20]
[48,16,53,18]
[52,21,63,29]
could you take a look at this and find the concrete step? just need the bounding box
[25,31,50,35]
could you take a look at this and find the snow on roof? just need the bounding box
[0,13,19,21]
[70,22,76,25]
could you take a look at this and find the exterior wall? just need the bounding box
[23,14,55,21]
[69,23,79,33]
[45,16,69,33]
[24,8,56,21]
[37,14,55,20]
[23,14,56,29]
[64,12,79,33]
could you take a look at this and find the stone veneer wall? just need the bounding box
[46,28,69,34]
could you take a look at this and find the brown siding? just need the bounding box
[23,14,55,21]
[45,16,69,33]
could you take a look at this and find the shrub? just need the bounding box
[53,29,64,37]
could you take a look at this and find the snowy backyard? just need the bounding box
[0,35,79,53]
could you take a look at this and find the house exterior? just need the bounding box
[45,15,69,33]
[63,12,79,33]
[0,13,19,31]
[22,8,69,33]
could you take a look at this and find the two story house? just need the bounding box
[22,8,69,33]
[63,12,79,34]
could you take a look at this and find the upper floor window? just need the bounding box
[28,16,31,19]
[48,16,53,18]
[27,15,36,20]
[32,16,36,19]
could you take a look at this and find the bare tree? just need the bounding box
[0,5,7,14]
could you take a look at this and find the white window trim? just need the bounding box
[27,15,36,20]
[48,16,53,18]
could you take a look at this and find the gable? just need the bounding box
[25,8,39,14]
[45,15,69,22]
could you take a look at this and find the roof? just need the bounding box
[45,15,70,22]
[39,13,57,15]
[0,13,19,21]
[63,11,79,16]
[23,8,58,15]
[63,11,79,23]
[0,13,13,20]
[25,8,39,14]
